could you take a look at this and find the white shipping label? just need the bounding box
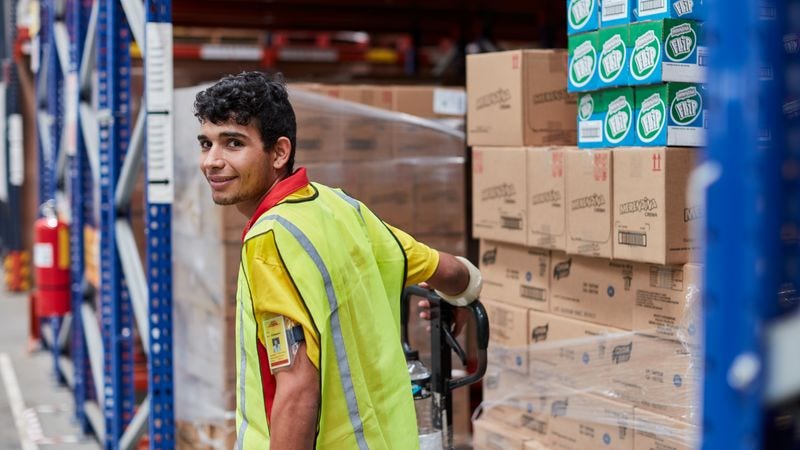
[146,113,174,204]
[433,89,467,115]
[33,243,54,268]
[9,114,23,186]
[145,22,173,113]
[0,82,6,202]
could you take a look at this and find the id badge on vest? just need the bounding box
[262,314,305,373]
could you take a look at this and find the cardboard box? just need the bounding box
[635,83,706,147]
[632,263,702,344]
[568,32,599,92]
[482,366,531,404]
[392,86,466,118]
[340,115,393,161]
[473,418,537,450]
[482,383,553,440]
[479,240,550,311]
[567,0,600,35]
[565,149,614,258]
[527,147,567,250]
[294,105,343,163]
[549,252,635,329]
[634,0,706,21]
[362,85,395,111]
[414,233,466,258]
[412,162,465,234]
[633,408,700,450]
[392,122,465,158]
[613,147,699,264]
[467,50,576,146]
[548,394,634,450]
[629,19,706,85]
[603,87,636,146]
[576,334,700,422]
[601,0,635,27]
[484,300,530,373]
[528,310,627,387]
[355,161,414,231]
[598,26,631,88]
[577,92,604,148]
[472,147,528,245]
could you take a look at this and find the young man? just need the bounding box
[194,72,482,450]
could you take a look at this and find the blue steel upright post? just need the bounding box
[144,0,175,448]
[702,0,786,449]
[67,0,93,434]
[98,0,135,447]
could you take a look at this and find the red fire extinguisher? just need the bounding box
[33,202,71,317]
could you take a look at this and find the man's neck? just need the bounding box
[237,172,287,218]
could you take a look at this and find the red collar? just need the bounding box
[241,167,310,241]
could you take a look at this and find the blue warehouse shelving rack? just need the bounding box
[1,0,29,293]
[33,0,174,448]
[702,0,800,449]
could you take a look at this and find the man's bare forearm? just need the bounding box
[270,344,320,449]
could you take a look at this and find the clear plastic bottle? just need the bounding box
[408,358,442,449]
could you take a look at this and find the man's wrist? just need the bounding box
[435,256,482,307]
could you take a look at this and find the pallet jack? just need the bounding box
[401,285,490,450]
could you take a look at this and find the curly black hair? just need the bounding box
[193,71,297,173]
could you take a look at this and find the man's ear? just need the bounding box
[272,136,292,170]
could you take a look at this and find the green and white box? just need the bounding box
[578,91,605,148]
[629,19,705,86]
[603,87,636,147]
[601,0,634,27]
[568,0,600,35]
[598,26,630,88]
[634,0,706,21]
[568,31,599,92]
[635,83,706,147]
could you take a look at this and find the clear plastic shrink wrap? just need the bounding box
[474,262,703,450]
[171,83,468,447]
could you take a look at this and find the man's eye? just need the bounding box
[229,140,243,147]
[199,141,211,150]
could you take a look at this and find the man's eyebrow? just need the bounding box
[196,134,207,141]
[219,131,250,139]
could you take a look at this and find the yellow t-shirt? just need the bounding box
[243,185,440,369]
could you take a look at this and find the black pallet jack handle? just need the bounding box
[401,285,490,448]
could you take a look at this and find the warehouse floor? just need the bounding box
[0,284,100,450]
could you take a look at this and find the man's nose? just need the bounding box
[202,145,225,170]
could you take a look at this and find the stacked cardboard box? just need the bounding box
[172,82,470,447]
[468,12,704,445]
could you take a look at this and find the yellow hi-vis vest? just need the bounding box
[235,183,419,449]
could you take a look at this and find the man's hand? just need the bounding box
[416,282,470,337]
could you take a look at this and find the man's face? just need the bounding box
[198,119,275,216]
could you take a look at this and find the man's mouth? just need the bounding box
[207,175,236,189]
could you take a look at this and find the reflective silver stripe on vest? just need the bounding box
[264,214,370,450]
[237,283,249,449]
[332,189,362,217]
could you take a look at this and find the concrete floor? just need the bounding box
[0,284,101,450]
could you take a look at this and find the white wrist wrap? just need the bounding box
[436,256,483,307]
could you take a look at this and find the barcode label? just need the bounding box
[501,216,523,230]
[579,120,603,143]
[602,1,628,20]
[520,285,546,301]
[697,46,709,67]
[618,231,647,247]
[640,0,667,14]
[649,266,684,290]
